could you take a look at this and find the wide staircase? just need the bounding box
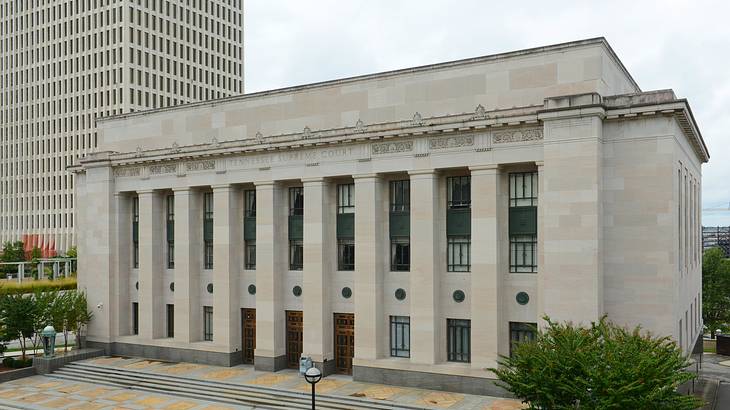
[48,361,426,410]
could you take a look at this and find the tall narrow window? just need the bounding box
[447,176,471,272]
[390,180,410,271]
[289,187,304,270]
[244,190,256,270]
[337,183,355,271]
[509,172,538,273]
[132,196,139,269]
[166,304,174,338]
[166,195,174,269]
[390,316,410,358]
[203,306,213,341]
[132,302,139,335]
[447,319,470,362]
[509,322,536,357]
[203,192,213,269]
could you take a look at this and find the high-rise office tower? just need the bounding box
[0,0,244,254]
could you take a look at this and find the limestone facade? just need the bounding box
[72,38,708,394]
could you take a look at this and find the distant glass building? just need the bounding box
[0,0,244,255]
[703,226,730,257]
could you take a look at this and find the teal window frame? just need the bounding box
[447,235,470,272]
[390,316,410,358]
[390,237,410,271]
[203,306,213,341]
[289,187,304,216]
[447,319,470,362]
[166,195,174,269]
[337,183,355,214]
[509,172,538,273]
[447,176,471,209]
[244,240,256,270]
[289,239,303,271]
[509,322,536,357]
[132,196,139,269]
[203,192,214,269]
[338,239,355,271]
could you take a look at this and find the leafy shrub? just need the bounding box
[491,316,702,410]
[2,357,33,369]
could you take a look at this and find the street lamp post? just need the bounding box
[304,366,322,410]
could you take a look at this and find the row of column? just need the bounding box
[127,167,506,369]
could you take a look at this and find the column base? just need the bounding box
[254,355,288,372]
[352,365,510,396]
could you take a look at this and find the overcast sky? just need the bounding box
[244,1,729,225]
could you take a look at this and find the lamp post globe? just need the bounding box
[304,366,322,409]
[304,366,322,384]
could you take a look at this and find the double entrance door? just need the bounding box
[333,313,354,375]
[241,309,256,365]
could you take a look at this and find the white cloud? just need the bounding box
[244,0,730,224]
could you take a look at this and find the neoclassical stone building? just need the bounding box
[73,38,708,394]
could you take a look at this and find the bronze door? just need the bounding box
[334,313,355,374]
[242,309,256,365]
[286,310,303,369]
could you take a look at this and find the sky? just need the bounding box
[243,0,729,225]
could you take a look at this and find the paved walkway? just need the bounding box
[0,356,524,409]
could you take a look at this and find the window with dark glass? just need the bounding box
[289,187,303,216]
[289,239,303,270]
[447,176,471,209]
[338,239,355,271]
[132,196,139,269]
[447,319,470,362]
[245,240,256,270]
[244,190,256,270]
[447,236,470,272]
[390,237,410,271]
[203,306,213,341]
[337,183,355,270]
[166,304,174,338]
[390,180,410,271]
[203,192,213,269]
[509,322,536,357]
[509,172,538,273]
[390,316,410,357]
[337,183,355,214]
[446,176,471,272]
[166,195,174,269]
[132,302,139,335]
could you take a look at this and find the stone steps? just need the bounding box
[49,362,426,410]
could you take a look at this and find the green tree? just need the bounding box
[68,291,92,349]
[0,241,25,263]
[65,247,77,259]
[491,317,702,410]
[703,247,730,338]
[0,294,37,360]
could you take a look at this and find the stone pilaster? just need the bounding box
[353,174,385,361]
[302,178,335,373]
[254,181,287,371]
[173,188,202,343]
[113,192,131,338]
[469,165,501,369]
[212,185,242,351]
[541,116,604,324]
[408,170,440,364]
[137,190,164,339]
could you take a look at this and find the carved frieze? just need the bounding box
[114,167,142,177]
[429,135,474,150]
[371,140,413,155]
[492,128,543,144]
[185,160,216,172]
[149,164,178,175]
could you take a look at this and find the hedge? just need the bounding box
[0,278,77,295]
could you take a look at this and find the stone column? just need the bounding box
[408,170,440,364]
[138,190,164,339]
[302,178,335,373]
[173,188,202,343]
[212,185,242,355]
[535,161,546,326]
[353,174,385,361]
[541,116,604,324]
[254,181,287,371]
[469,165,501,369]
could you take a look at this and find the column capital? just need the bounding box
[211,184,234,191]
[254,180,276,187]
[408,169,438,178]
[469,164,500,174]
[172,187,191,193]
[136,189,156,196]
[301,177,326,185]
[535,161,545,168]
[352,173,381,181]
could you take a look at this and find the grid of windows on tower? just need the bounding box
[0,0,244,250]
